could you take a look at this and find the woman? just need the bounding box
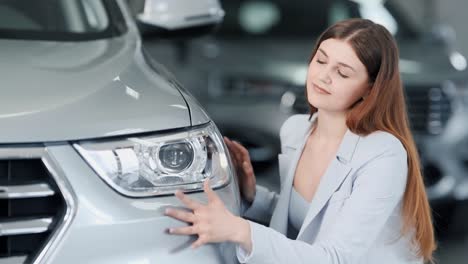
[164,18,436,263]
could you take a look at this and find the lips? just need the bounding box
[312,83,331,95]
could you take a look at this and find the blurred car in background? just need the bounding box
[0,0,241,263]
[142,0,468,235]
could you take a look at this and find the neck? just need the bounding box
[313,110,348,142]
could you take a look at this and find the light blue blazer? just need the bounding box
[236,113,423,264]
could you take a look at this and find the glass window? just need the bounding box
[0,0,127,41]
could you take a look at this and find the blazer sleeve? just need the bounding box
[240,185,279,223]
[236,142,409,264]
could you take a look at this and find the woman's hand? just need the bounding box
[164,180,252,250]
[223,137,256,203]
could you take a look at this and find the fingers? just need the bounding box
[175,190,202,210]
[168,225,198,236]
[224,137,242,165]
[166,181,228,250]
[224,137,255,190]
[191,235,208,249]
[242,161,254,177]
[203,179,219,203]
[224,137,242,158]
[223,137,238,164]
[168,227,208,249]
[223,136,234,149]
[165,208,196,223]
[224,137,251,169]
[231,140,250,162]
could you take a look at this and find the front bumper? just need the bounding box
[21,144,240,264]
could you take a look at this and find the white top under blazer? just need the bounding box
[236,113,423,264]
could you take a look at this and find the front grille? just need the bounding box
[0,149,67,264]
[291,84,453,135]
[405,86,452,135]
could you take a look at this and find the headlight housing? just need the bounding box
[74,122,232,197]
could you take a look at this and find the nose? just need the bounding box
[318,66,332,84]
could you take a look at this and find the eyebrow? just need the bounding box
[318,48,356,72]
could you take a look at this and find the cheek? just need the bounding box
[340,82,365,106]
[306,64,318,88]
[307,60,319,79]
[333,80,367,107]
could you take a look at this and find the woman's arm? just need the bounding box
[236,144,409,264]
[241,185,279,224]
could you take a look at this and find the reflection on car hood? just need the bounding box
[192,38,467,85]
[0,35,192,143]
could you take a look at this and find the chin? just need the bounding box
[307,96,323,109]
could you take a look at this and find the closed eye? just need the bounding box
[338,70,349,78]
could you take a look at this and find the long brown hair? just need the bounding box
[307,18,436,262]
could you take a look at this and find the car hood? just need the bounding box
[191,38,468,85]
[0,35,209,143]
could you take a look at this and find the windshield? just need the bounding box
[0,0,127,41]
[217,0,419,40]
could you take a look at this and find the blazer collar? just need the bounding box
[336,128,360,164]
[308,112,360,164]
[294,113,361,239]
[269,112,361,237]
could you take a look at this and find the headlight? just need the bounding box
[73,122,232,197]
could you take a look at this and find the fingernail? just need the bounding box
[165,208,171,214]
[168,228,173,233]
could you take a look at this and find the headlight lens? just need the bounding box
[73,122,232,197]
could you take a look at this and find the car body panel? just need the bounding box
[44,144,239,264]
[0,32,195,143]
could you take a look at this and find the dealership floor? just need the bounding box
[255,163,468,264]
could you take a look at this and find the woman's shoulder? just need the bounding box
[279,114,311,144]
[360,130,406,153]
[354,130,408,166]
[351,130,409,197]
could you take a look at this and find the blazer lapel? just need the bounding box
[296,159,352,239]
[269,114,317,234]
[297,128,360,239]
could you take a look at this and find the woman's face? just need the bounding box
[306,38,371,113]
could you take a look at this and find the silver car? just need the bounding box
[0,0,240,263]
